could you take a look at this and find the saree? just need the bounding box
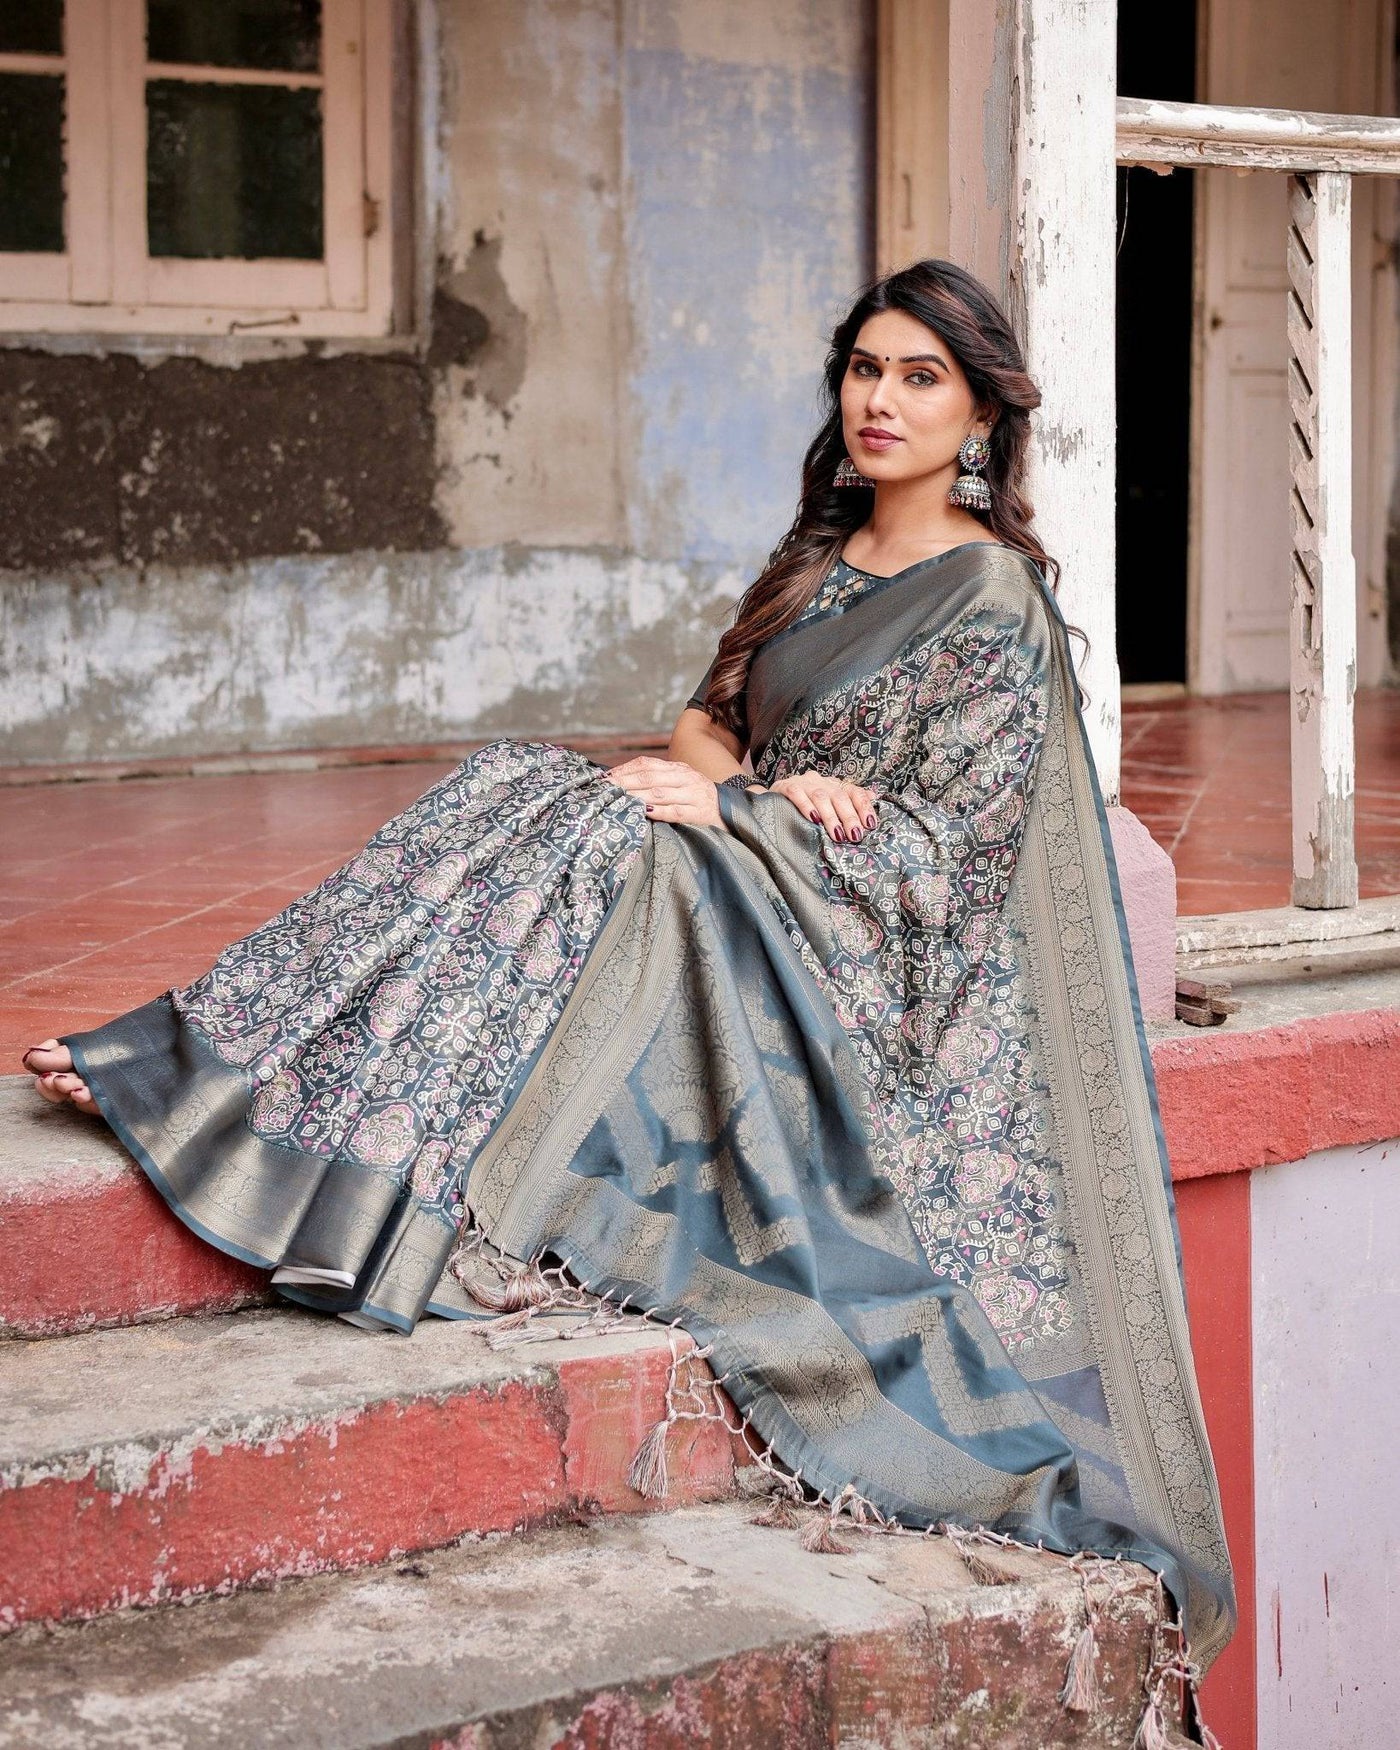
[63,540,1235,1674]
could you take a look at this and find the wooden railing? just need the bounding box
[1117,97,1400,925]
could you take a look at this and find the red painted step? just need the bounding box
[0,1081,269,1336]
[0,1308,741,1628]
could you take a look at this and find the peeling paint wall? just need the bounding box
[0,0,874,763]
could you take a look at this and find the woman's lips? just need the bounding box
[858,429,901,451]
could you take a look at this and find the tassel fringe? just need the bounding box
[450,1224,1221,1750]
[1132,1697,1169,1750]
[627,1418,671,1500]
[1059,1619,1100,1713]
[943,1523,1018,1586]
[799,1511,851,1555]
[1130,1603,1222,1750]
[1059,1559,1104,1714]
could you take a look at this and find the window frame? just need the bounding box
[0,0,396,337]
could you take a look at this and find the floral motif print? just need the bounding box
[171,741,647,1229]
[752,602,1072,1355]
[168,592,1069,1356]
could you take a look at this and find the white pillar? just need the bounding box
[948,0,1121,800]
[1286,170,1359,909]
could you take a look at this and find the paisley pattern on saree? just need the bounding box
[170,740,646,1226]
[751,605,1076,1359]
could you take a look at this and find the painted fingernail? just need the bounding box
[644,804,653,813]
[834,826,845,842]
[865,813,876,828]
[851,828,862,842]
[809,811,822,823]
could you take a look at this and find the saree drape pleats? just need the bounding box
[65,542,1235,1669]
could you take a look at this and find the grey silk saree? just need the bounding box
[64,540,1235,1671]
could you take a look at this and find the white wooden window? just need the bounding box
[0,0,395,337]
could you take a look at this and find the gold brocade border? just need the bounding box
[1016,601,1233,1666]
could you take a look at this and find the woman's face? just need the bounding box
[838,307,989,486]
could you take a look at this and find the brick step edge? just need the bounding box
[0,1080,268,1338]
[0,1501,1178,1750]
[0,1311,741,1628]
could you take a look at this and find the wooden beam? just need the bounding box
[1286,171,1358,909]
[876,0,950,273]
[1117,96,1400,175]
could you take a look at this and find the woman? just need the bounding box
[24,260,1233,1695]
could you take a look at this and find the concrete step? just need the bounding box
[0,1499,1173,1749]
[0,1078,269,1337]
[0,1308,739,1628]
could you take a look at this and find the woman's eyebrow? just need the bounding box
[850,346,948,369]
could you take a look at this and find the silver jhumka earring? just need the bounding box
[833,456,871,488]
[948,433,992,510]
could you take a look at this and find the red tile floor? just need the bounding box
[1120,689,1400,915]
[3,694,1400,1071]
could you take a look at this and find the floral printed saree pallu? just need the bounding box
[65,542,1235,1671]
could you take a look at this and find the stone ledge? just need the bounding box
[0,1309,738,1628]
[0,1500,1172,1750]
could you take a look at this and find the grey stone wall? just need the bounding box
[0,0,874,763]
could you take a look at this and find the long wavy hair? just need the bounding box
[696,259,1062,740]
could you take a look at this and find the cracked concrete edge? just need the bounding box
[0,1309,677,1481]
[0,1502,1165,1750]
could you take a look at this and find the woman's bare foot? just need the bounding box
[22,1040,98,1114]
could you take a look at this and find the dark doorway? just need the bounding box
[1116,4,1197,685]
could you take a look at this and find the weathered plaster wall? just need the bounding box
[0,0,873,763]
[0,351,444,570]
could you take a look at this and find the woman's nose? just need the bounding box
[866,374,898,415]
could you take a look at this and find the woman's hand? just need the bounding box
[768,770,879,843]
[604,755,723,827]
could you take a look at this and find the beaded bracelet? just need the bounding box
[719,772,762,791]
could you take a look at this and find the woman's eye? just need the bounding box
[907,371,936,387]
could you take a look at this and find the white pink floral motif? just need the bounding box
[952,1147,1018,1207]
[977,1271,1039,1333]
[410,1138,453,1201]
[350,1103,420,1168]
[934,1020,999,1080]
[367,974,425,1040]
[251,1067,302,1133]
[411,854,469,905]
[485,890,543,948]
[346,845,402,889]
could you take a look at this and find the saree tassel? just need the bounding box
[1059,1619,1100,1714]
[1131,1696,1169,1750]
[799,1510,850,1555]
[627,1417,673,1500]
[480,1304,558,1346]
[944,1524,1017,1587]
[751,1496,800,1530]
[467,1264,559,1313]
[484,1314,576,1348]
[558,1293,636,1342]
